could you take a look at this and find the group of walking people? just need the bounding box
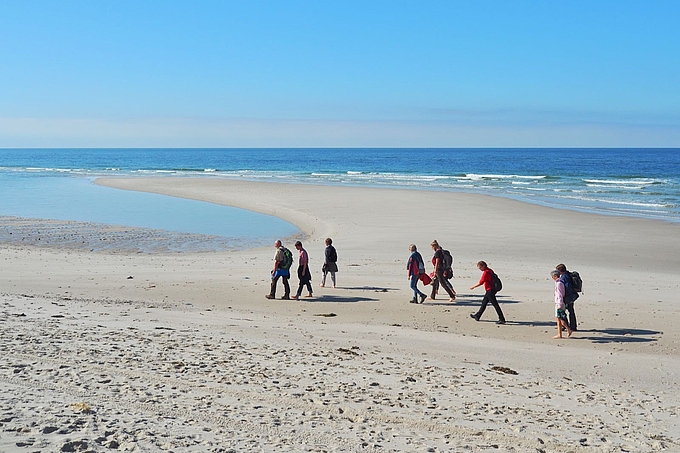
[407,240,506,324]
[408,241,581,335]
[266,238,338,300]
[266,237,580,339]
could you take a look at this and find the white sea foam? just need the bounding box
[463,174,547,181]
[586,183,646,190]
[555,194,668,208]
[583,178,661,185]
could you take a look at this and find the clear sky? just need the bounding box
[1,0,679,147]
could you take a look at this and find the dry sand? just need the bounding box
[1,177,679,452]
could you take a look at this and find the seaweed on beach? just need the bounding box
[491,366,518,375]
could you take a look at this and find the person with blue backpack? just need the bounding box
[265,239,292,300]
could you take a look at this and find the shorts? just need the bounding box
[556,308,568,322]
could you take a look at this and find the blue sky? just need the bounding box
[1,1,679,147]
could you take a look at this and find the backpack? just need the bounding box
[491,272,503,292]
[570,271,583,293]
[280,247,293,270]
[442,249,453,270]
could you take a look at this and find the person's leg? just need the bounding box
[282,276,290,299]
[430,277,439,299]
[559,310,573,337]
[294,280,303,299]
[553,317,563,339]
[330,271,336,287]
[305,281,313,296]
[269,275,280,298]
[321,271,327,287]
[409,275,419,301]
[489,291,506,323]
[472,292,490,320]
[566,301,577,331]
[439,273,456,299]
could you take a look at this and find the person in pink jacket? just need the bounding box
[551,270,573,339]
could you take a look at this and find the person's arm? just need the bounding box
[272,250,281,273]
[556,281,565,304]
[470,271,486,290]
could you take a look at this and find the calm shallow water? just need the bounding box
[0,173,299,251]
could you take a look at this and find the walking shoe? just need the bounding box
[496,320,506,325]
[281,295,290,300]
[419,293,427,304]
[409,298,418,304]
[304,294,313,298]
[291,295,299,300]
[265,294,275,299]
[470,314,480,321]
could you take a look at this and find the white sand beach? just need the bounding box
[2,178,679,452]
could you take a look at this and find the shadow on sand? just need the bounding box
[308,294,380,303]
[575,328,662,344]
[425,293,521,307]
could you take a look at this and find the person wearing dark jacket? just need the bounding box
[429,240,456,301]
[320,238,338,288]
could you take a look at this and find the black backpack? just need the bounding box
[442,249,453,269]
[570,271,583,293]
[491,272,503,292]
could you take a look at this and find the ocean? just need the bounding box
[1,149,679,239]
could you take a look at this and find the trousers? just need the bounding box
[269,274,290,298]
[430,270,456,299]
[474,290,505,322]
